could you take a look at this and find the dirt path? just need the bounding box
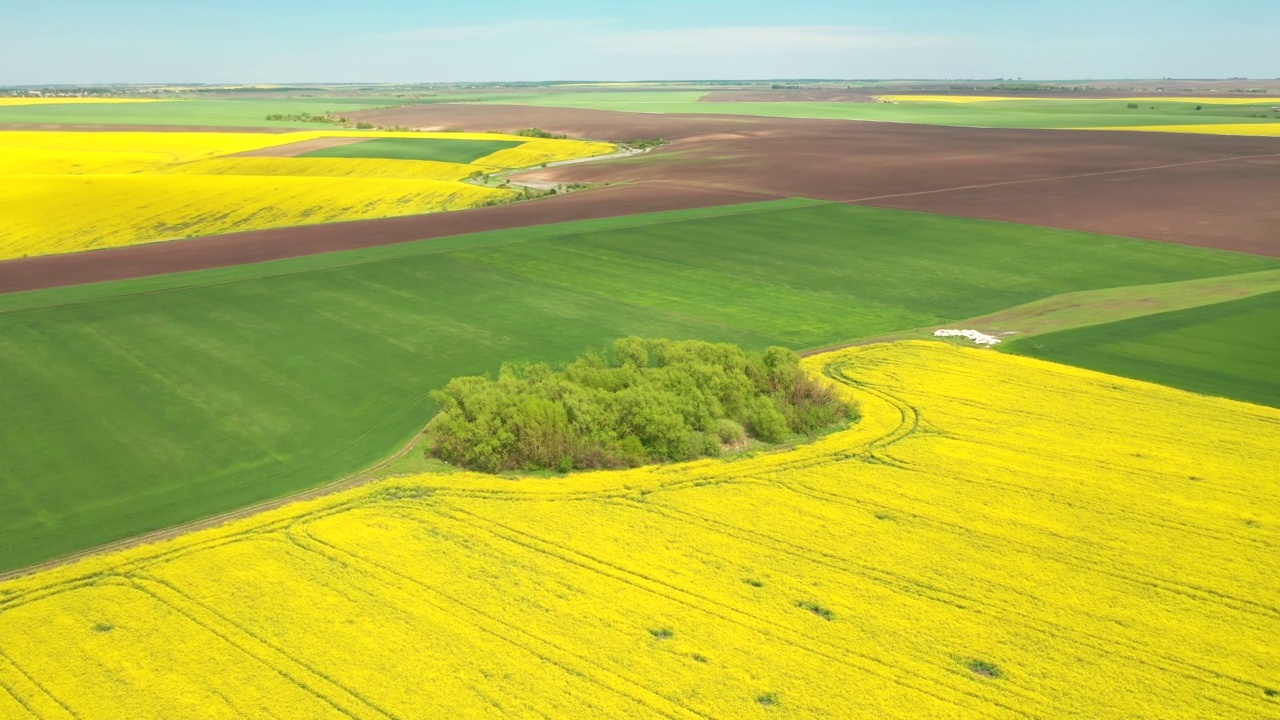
[800,269,1280,356]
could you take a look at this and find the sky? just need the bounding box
[4,0,1278,84]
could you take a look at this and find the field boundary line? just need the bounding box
[0,341,907,584]
[844,150,1280,204]
[0,418,430,584]
[0,198,826,309]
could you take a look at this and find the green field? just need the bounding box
[1,199,1275,572]
[492,91,1280,128]
[5,93,1277,131]
[1005,290,1280,408]
[0,97,417,128]
[299,136,523,163]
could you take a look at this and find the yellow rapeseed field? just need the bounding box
[163,156,487,181]
[0,97,166,106]
[475,137,620,168]
[877,94,1279,105]
[0,130,299,163]
[1,341,1276,719]
[0,130,617,259]
[1089,123,1280,137]
[2,175,510,258]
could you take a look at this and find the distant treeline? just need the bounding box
[427,338,853,473]
[265,111,347,124]
[264,112,380,129]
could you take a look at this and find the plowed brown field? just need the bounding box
[4,104,1277,293]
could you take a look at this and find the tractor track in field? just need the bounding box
[0,423,431,584]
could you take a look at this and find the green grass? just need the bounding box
[829,269,1280,351]
[299,137,523,163]
[493,91,1280,129]
[0,98,416,128]
[0,199,1275,572]
[7,93,1272,132]
[1004,291,1280,408]
[958,270,1280,337]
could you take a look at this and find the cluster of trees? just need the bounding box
[516,127,568,139]
[427,338,852,473]
[624,138,668,150]
[264,111,349,124]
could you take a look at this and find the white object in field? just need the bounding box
[933,329,1002,345]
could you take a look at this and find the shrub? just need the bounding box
[714,418,747,446]
[966,659,1003,678]
[625,138,669,150]
[516,127,567,139]
[426,338,853,472]
[795,600,835,620]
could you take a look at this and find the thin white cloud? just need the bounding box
[380,20,597,43]
[593,25,952,56]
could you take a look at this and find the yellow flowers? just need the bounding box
[1090,123,1280,137]
[0,130,617,259]
[2,174,509,258]
[2,341,1276,718]
[877,94,1280,105]
[0,97,167,106]
[476,137,619,168]
[165,156,485,181]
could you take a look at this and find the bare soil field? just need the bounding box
[4,103,1277,293]
[863,153,1280,256]
[455,105,1279,254]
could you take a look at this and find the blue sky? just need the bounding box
[4,1,1277,84]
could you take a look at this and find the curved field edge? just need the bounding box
[0,200,1276,574]
[0,342,1276,718]
[1004,289,1280,408]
